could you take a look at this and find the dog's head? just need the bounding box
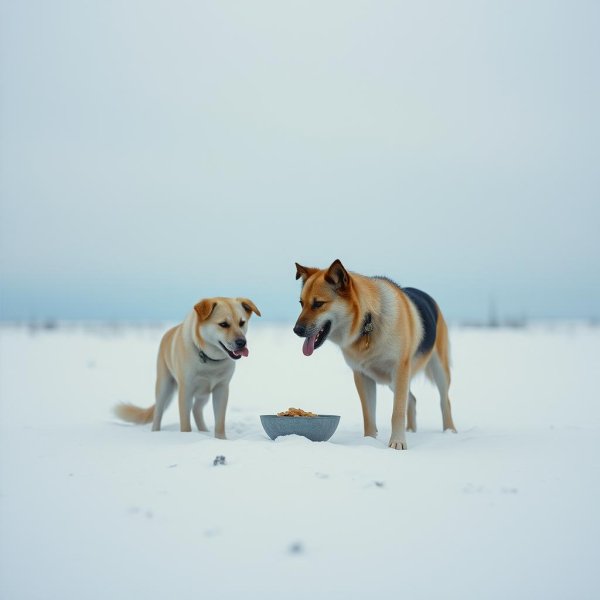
[293,259,355,356]
[194,297,261,360]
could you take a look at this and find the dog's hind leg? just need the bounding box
[427,352,456,432]
[152,357,176,432]
[193,394,210,432]
[353,371,377,437]
[407,391,417,432]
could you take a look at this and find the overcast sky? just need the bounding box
[1,1,599,322]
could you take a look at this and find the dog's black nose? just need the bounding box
[293,325,306,337]
[235,338,246,349]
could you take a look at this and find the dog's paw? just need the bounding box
[215,432,227,440]
[388,439,408,450]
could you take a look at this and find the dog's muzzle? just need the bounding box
[293,324,307,337]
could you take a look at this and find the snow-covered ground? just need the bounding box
[1,322,599,599]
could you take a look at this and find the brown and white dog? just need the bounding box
[293,260,456,449]
[115,297,261,438]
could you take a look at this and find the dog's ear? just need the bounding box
[325,259,350,291]
[238,298,261,317]
[194,299,217,321]
[295,263,318,283]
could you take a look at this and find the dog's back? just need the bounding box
[401,287,438,356]
[373,277,439,356]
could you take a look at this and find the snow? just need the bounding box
[1,322,599,599]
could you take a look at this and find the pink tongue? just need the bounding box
[302,335,317,357]
[233,347,249,358]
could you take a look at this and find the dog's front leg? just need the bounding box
[389,358,411,450]
[177,384,194,432]
[192,394,210,432]
[212,383,229,440]
[353,371,377,437]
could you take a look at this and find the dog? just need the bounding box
[114,297,261,437]
[293,259,456,449]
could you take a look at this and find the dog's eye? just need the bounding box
[312,300,325,310]
[299,300,304,307]
[239,320,245,327]
[219,322,230,328]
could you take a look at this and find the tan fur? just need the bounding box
[433,310,451,382]
[294,259,456,450]
[114,297,260,437]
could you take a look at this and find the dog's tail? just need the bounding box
[114,402,155,424]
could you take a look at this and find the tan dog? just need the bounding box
[115,297,261,437]
[293,260,456,449]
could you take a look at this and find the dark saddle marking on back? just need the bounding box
[373,277,438,355]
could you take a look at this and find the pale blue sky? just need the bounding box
[1,1,599,322]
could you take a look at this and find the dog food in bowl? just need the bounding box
[276,407,318,417]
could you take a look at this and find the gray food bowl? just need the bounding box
[260,415,340,442]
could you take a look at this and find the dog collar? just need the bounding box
[198,348,226,364]
[360,312,374,337]
[357,312,374,349]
